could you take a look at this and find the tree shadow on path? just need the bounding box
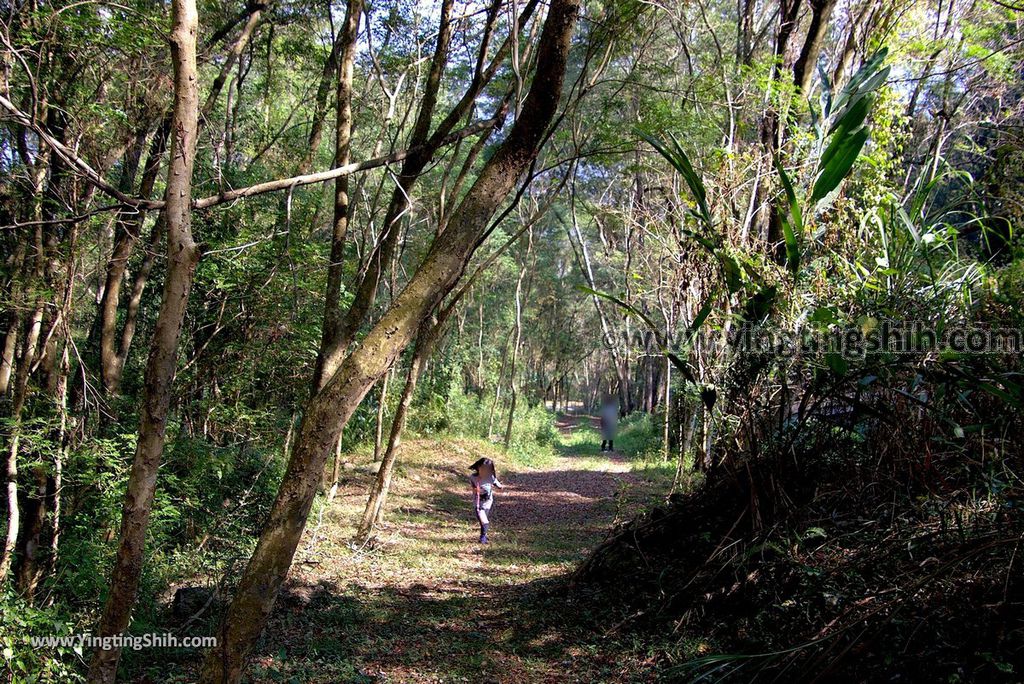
[233,423,657,683]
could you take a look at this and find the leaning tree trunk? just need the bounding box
[353,215,523,537]
[312,0,458,390]
[312,0,522,389]
[87,0,200,678]
[199,2,578,679]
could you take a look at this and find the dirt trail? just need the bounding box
[241,413,661,683]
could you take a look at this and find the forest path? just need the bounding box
[245,411,666,683]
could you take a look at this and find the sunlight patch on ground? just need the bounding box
[245,416,674,682]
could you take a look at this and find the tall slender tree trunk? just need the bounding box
[3,135,57,571]
[0,313,17,397]
[662,354,671,462]
[1,228,28,399]
[98,126,168,396]
[311,0,363,392]
[310,0,366,475]
[568,189,630,412]
[672,407,696,491]
[487,327,513,438]
[0,296,43,583]
[503,264,527,450]
[762,0,845,255]
[200,2,578,678]
[15,218,76,598]
[202,3,264,121]
[372,367,392,462]
[832,0,877,90]
[356,319,435,541]
[1,212,48,585]
[14,333,58,597]
[700,404,714,470]
[87,0,200,677]
[477,301,485,393]
[48,343,70,577]
[313,0,458,390]
[737,0,757,65]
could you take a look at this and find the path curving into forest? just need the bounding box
[232,412,665,683]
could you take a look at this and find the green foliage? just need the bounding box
[0,593,83,683]
[504,403,560,464]
[615,413,661,459]
[637,132,746,295]
[775,158,803,277]
[44,432,134,607]
[637,130,711,228]
[1,0,1021,680]
[812,49,891,205]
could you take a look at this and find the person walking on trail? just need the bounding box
[599,397,618,452]
[469,457,504,544]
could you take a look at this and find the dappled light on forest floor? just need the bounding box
[221,418,671,683]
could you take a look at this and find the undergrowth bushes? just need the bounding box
[411,380,558,466]
[572,406,1023,681]
[0,592,81,682]
[1,410,290,682]
[567,134,1024,679]
[615,412,662,459]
